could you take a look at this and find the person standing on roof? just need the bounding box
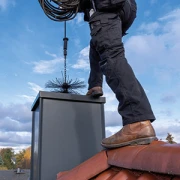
[78,0,157,148]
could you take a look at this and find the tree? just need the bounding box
[15,147,31,169]
[0,148,15,169]
[166,133,176,144]
[16,149,25,168]
[23,147,31,169]
[0,154,4,165]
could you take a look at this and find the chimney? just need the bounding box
[30,91,105,180]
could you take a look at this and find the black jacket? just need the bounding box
[79,0,126,12]
[79,0,136,22]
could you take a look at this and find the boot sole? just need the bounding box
[91,91,103,98]
[101,136,157,149]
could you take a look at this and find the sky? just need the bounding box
[0,0,180,152]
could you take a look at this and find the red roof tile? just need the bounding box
[109,169,137,180]
[57,151,109,180]
[93,168,118,180]
[57,141,180,180]
[107,141,180,175]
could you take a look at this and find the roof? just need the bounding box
[0,169,30,180]
[56,141,180,180]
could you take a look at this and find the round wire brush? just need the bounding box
[45,22,86,94]
[45,76,86,94]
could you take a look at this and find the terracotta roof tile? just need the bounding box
[92,168,118,180]
[138,173,160,180]
[57,171,68,179]
[57,141,180,180]
[173,177,180,180]
[94,168,178,180]
[110,169,137,180]
[57,151,109,180]
[107,141,180,175]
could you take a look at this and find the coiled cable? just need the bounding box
[38,0,80,21]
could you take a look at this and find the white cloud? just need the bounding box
[105,129,113,137]
[76,13,83,24]
[80,46,89,57]
[71,13,84,25]
[72,59,89,69]
[0,117,31,132]
[104,92,116,102]
[105,111,122,127]
[72,46,90,69]
[104,93,117,111]
[28,82,44,94]
[0,0,15,10]
[0,102,32,150]
[32,59,62,74]
[139,22,160,34]
[45,51,57,58]
[0,131,31,145]
[17,83,43,103]
[0,102,32,123]
[0,0,7,9]
[153,118,180,143]
[103,82,118,111]
[105,119,180,143]
[32,51,63,74]
[18,95,35,103]
[159,9,180,21]
[125,8,180,77]
[105,126,122,138]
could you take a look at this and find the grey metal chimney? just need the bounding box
[30,91,106,180]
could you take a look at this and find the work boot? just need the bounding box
[101,120,157,148]
[86,86,103,98]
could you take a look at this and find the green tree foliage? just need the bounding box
[0,148,15,169]
[0,147,31,169]
[0,154,4,165]
[0,166,8,170]
[166,133,176,144]
[0,153,7,170]
[16,149,25,168]
[23,147,31,169]
[16,147,31,169]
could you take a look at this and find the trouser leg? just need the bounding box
[88,41,103,90]
[89,12,155,125]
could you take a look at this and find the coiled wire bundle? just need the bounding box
[38,0,80,21]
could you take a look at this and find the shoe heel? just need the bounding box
[131,137,157,145]
[91,91,103,98]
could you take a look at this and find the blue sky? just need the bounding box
[0,0,180,152]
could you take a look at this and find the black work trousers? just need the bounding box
[88,11,155,126]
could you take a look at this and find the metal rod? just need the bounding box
[63,21,68,83]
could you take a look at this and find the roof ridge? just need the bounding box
[56,141,180,180]
[107,141,180,175]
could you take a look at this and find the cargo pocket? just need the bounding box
[108,17,122,45]
[90,21,102,37]
[90,21,105,51]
